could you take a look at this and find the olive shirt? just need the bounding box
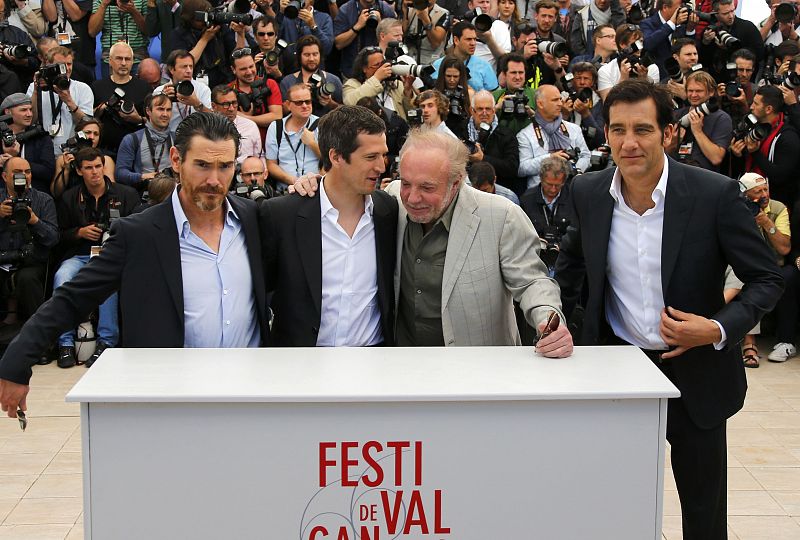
[395,192,459,346]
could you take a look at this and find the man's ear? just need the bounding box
[169,146,181,173]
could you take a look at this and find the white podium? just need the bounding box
[66,346,679,540]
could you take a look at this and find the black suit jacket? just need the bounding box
[555,158,784,429]
[482,125,522,195]
[21,134,55,196]
[640,13,691,80]
[0,195,269,385]
[259,189,398,347]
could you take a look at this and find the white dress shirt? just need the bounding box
[233,115,263,163]
[317,178,383,346]
[605,155,726,350]
[474,19,512,70]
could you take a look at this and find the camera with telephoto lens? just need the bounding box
[776,2,797,24]
[101,87,136,119]
[537,39,568,58]
[390,62,434,78]
[0,124,47,147]
[782,71,800,90]
[60,131,92,155]
[363,7,381,29]
[411,0,428,9]
[462,7,493,32]
[309,72,336,101]
[171,79,195,102]
[194,8,253,27]
[627,2,644,24]
[617,39,654,75]
[284,0,302,18]
[678,99,719,128]
[385,40,408,63]
[502,91,528,116]
[732,113,771,144]
[561,72,594,103]
[0,176,34,265]
[406,107,423,126]
[236,78,271,111]
[39,63,70,91]
[444,85,466,117]
[708,24,740,48]
[232,180,271,202]
[589,143,613,171]
[665,57,685,84]
[265,39,287,66]
[561,147,581,177]
[679,2,715,23]
[0,42,36,60]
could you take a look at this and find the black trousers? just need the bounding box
[774,264,800,344]
[0,263,47,320]
[660,362,729,540]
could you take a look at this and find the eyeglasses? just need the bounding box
[737,67,754,72]
[231,47,252,60]
[214,100,238,108]
[257,31,276,37]
[241,171,263,177]
[289,99,313,105]
[598,33,616,39]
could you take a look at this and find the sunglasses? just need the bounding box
[257,31,276,37]
[289,99,313,105]
[231,47,252,60]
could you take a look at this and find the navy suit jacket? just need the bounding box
[555,158,784,429]
[640,12,692,80]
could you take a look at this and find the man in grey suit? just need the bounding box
[295,129,572,356]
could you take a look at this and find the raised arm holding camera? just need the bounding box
[154,49,213,137]
[279,35,343,116]
[88,0,149,78]
[333,0,396,77]
[52,117,115,199]
[401,0,449,65]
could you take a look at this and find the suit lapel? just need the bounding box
[584,173,614,292]
[297,196,323,320]
[394,192,408,308]
[151,199,184,322]
[442,184,480,308]
[660,159,694,300]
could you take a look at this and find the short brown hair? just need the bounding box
[46,46,74,62]
[685,70,717,93]
[534,0,557,13]
[416,89,449,120]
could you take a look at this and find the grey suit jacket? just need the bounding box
[385,180,563,346]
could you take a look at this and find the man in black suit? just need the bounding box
[260,105,397,347]
[0,112,270,419]
[640,0,697,81]
[556,80,784,539]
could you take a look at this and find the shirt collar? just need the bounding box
[608,153,669,213]
[658,11,667,24]
[171,186,239,239]
[318,176,374,221]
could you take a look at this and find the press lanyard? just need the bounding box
[283,120,309,176]
[144,128,171,172]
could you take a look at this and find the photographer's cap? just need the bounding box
[739,172,767,192]
[0,93,32,111]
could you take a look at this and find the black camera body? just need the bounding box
[171,79,195,102]
[39,63,70,91]
[232,181,271,202]
[444,85,466,118]
[539,217,570,269]
[502,91,528,116]
[363,7,381,29]
[60,130,93,155]
[236,78,272,111]
[309,72,336,101]
[284,0,302,18]
[679,3,715,23]
[463,7,492,32]
[194,9,253,27]
[589,144,613,171]
[708,24,740,48]
[106,87,135,115]
[732,113,771,144]
[406,107,423,127]
[744,195,768,217]
[265,39,288,66]
[0,124,47,148]
[776,2,797,24]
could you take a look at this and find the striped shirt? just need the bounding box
[92,0,149,61]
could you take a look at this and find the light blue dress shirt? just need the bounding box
[171,189,261,348]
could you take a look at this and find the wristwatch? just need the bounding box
[769,226,777,235]
[423,22,432,31]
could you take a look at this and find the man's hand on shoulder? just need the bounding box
[288,173,321,196]
[0,378,29,419]
[659,306,722,359]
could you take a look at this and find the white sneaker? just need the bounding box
[768,343,797,363]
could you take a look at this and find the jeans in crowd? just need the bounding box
[53,255,119,347]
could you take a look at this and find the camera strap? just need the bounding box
[143,128,171,172]
[49,90,64,137]
[530,118,569,148]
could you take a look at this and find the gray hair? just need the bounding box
[376,18,402,40]
[540,155,572,181]
[399,128,469,186]
[471,89,495,109]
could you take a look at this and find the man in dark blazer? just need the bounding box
[556,80,784,540]
[260,105,397,347]
[0,112,270,418]
[640,0,696,81]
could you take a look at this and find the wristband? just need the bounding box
[351,25,359,32]
[69,104,78,113]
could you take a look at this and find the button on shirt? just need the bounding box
[171,189,261,348]
[606,156,726,350]
[317,178,383,346]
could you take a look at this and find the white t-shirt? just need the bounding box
[474,19,512,70]
[598,60,660,91]
[26,79,94,156]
